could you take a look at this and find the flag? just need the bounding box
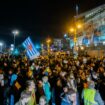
[23,37,40,60]
[15,82,21,90]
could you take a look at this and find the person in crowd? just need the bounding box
[39,96,48,105]
[15,80,36,105]
[82,80,104,105]
[67,73,77,92]
[0,69,4,104]
[60,86,76,105]
[0,53,105,105]
[9,69,18,105]
[42,76,51,103]
[36,80,44,103]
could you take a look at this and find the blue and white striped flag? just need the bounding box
[23,37,40,60]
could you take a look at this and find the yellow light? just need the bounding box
[81,46,84,50]
[46,39,51,43]
[77,24,82,29]
[70,28,74,32]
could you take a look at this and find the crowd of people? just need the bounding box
[0,53,105,105]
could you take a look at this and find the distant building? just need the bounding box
[53,39,63,50]
[76,4,105,46]
[53,38,71,50]
[62,38,70,50]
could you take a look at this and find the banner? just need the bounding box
[23,37,40,60]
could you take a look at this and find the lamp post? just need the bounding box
[103,41,105,57]
[70,24,82,56]
[41,43,44,55]
[46,39,51,55]
[46,39,51,66]
[0,42,3,52]
[70,24,82,46]
[12,30,19,49]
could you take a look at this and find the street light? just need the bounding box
[103,41,105,56]
[80,46,84,50]
[46,38,51,66]
[70,23,82,56]
[70,23,82,46]
[64,34,67,38]
[77,24,82,29]
[12,30,19,49]
[10,44,14,52]
[0,42,3,52]
[70,28,75,32]
[46,39,51,44]
[41,43,44,55]
[46,39,51,55]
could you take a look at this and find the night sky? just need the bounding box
[0,0,105,46]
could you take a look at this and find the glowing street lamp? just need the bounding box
[41,43,44,55]
[0,42,3,52]
[77,24,82,29]
[46,39,51,44]
[64,34,67,38]
[80,46,84,50]
[12,30,19,49]
[70,28,75,32]
[46,39,51,54]
[10,44,14,52]
[70,27,77,45]
[0,42,3,46]
[70,23,82,46]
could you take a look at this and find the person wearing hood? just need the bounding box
[42,76,51,103]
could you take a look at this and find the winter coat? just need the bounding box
[43,82,51,102]
[61,93,72,105]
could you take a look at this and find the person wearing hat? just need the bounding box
[82,80,104,105]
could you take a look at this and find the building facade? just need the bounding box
[53,39,63,50]
[76,4,105,46]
